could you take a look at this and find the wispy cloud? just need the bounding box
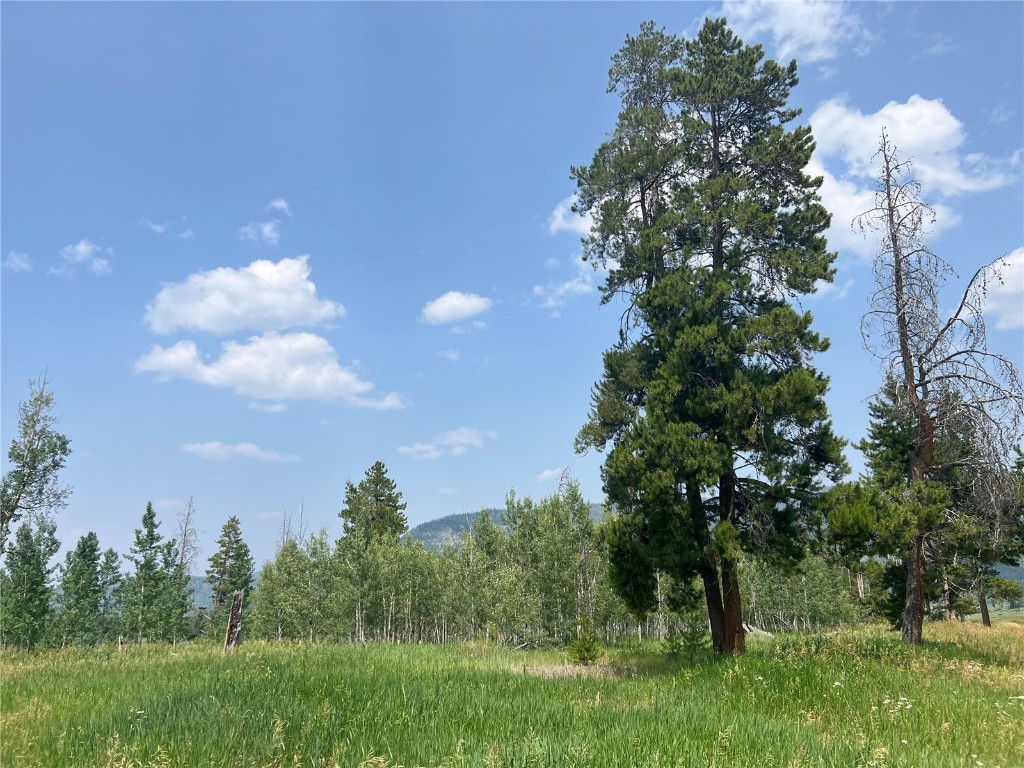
[436,349,461,362]
[239,220,281,247]
[267,198,292,218]
[248,401,289,413]
[141,218,169,234]
[982,247,1024,331]
[537,468,564,482]
[721,0,871,64]
[145,255,345,335]
[50,239,111,277]
[810,277,854,300]
[909,31,956,61]
[136,331,404,409]
[533,255,598,317]
[3,251,32,273]
[548,194,593,236]
[986,97,1012,126]
[181,441,300,463]
[398,427,497,460]
[421,291,493,325]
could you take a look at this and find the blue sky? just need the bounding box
[3,1,1022,569]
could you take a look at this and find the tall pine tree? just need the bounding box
[574,19,846,654]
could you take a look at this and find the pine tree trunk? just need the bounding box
[901,533,925,644]
[721,557,745,653]
[688,485,727,654]
[978,580,992,627]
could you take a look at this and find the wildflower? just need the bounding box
[833,681,842,687]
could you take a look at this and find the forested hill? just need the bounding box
[407,504,603,551]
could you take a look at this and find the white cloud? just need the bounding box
[239,220,281,246]
[135,331,404,408]
[421,291,493,325]
[267,198,292,218]
[537,468,564,482]
[248,401,288,413]
[548,194,593,236]
[436,349,460,362]
[911,32,956,61]
[982,248,1024,331]
[50,239,112,277]
[179,228,195,240]
[810,277,854,300]
[142,218,169,234]
[721,0,870,64]
[398,427,496,460]
[145,255,345,335]
[986,98,1012,126]
[397,442,443,460]
[533,255,597,316]
[808,96,1018,260]
[449,320,488,335]
[3,251,32,273]
[257,510,283,520]
[810,96,1018,198]
[181,441,299,463]
[438,487,459,496]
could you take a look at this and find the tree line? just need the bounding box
[1,454,865,650]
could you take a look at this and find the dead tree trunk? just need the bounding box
[223,589,245,653]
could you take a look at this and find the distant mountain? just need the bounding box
[407,504,603,551]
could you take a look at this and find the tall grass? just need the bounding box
[2,622,1022,767]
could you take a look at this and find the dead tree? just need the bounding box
[856,131,1023,644]
[223,589,245,653]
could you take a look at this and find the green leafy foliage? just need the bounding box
[0,518,57,649]
[0,377,71,558]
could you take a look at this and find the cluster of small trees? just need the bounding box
[248,462,861,646]
[0,391,254,650]
[249,463,630,645]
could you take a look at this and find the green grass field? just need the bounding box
[2,622,1022,768]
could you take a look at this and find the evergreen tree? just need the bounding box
[339,461,408,543]
[97,547,122,641]
[206,515,254,609]
[0,518,58,648]
[574,19,846,654]
[120,502,172,643]
[55,532,103,646]
[337,461,408,642]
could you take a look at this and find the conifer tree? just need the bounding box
[206,515,254,609]
[574,19,846,654]
[121,505,168,643]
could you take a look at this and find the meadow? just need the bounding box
[2,622,1022,768]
